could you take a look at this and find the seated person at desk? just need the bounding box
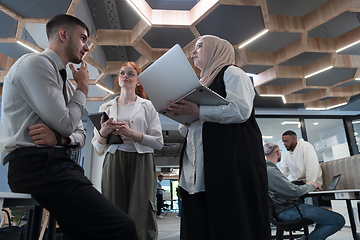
[280,130,322,187]
[264,142,345,240]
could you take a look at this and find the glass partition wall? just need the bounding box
[352,119,360,153]
[257,118,303,154]
[257,117,354,163]
[304,119,350,162]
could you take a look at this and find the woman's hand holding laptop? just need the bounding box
[164,99,200,117]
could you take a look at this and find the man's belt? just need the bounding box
[3,146,73,164]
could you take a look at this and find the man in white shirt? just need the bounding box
[280,130,323,187]
[0,14,136,239]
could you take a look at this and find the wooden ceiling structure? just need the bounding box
[252,0,360,109]
[1,0,360,110]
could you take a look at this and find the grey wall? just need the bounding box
[0,154,10,192]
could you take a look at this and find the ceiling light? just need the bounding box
[260,94,286,104]
[96,83,115,94]
[313,122,319,125]
[305,66,333,78]
[262,136,273,139]
[238,29,269,49]
[336,40,360,53]
[355,78,360,80]
[325,102,347,110]
[305,107,326,110]
[126,0,151,26]
[281,121,301,128]
[281,121,300,125]
[352,120,360,124]
[17,40,40,53]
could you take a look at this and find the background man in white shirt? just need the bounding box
[280,130,323,187]
[0,14,136,239]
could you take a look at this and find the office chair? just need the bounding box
[161,203,171,214]
[269,201,314,240]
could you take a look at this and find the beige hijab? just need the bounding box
[198,35,235,87]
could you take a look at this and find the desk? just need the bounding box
[0,192,42,240]
[307,189,360,240]
[0,192,38,209]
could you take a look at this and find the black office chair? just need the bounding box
[269,201,314,240]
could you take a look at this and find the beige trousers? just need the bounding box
[102,151,158,240]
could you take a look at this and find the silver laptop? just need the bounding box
[138,44,228,126]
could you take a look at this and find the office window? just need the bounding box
[161,179,179,211]
[171,180,179,210]
[305,119,349,162]
[162,179,171,192]
[352,119,360,153]
[257,118,302,154]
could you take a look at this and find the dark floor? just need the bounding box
[156,212,355,240]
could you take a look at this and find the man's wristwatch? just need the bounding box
[54,131,62,145]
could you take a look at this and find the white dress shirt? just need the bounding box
[0,49,86,162]
[280,138,323,187]
[179,66,255,194]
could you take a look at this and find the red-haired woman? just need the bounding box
[92,62,164,240]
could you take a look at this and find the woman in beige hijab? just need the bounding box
[165,35,270,240]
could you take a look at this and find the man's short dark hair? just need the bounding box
[158,175,163,178]
[282,130,297,137]
[46,14,90,40]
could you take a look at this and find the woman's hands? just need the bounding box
[99,115,115,138]
[98,116,143,144]
[163,99,200,117]
[111,121,143,143]
[111,121,131,137]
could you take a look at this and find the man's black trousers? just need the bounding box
[7,149,138,240]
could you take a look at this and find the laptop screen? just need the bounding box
[328,174,341,190]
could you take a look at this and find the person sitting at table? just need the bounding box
[264,141,345,240]
[280,130,322,187]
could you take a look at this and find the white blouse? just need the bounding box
[179,66,255,194]
[92,96,164,156]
